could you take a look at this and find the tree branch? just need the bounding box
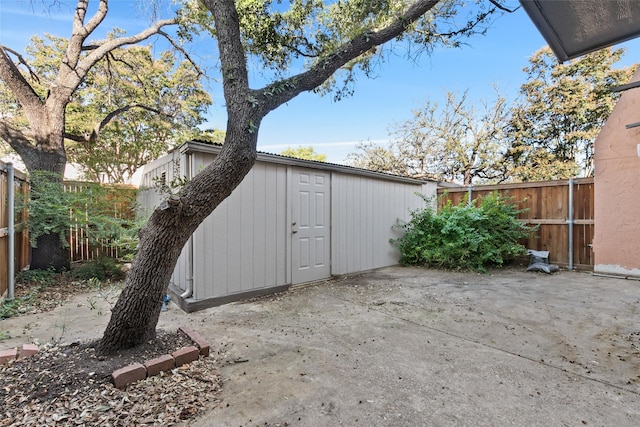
[54,0,178,99]
[0,119,35,154]
[0,47,44,121]
[254,0,441,115]
[157,30,204,77]
[488,0,519,13]
[63,131,87,143]
[74,17,178,85]
[97,104,168,134]
[202,0,250,117]
[65,104,171,145]
[81,0,109,36]
[0,45,40,83]
[64,0,108,72]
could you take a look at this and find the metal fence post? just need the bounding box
[7,162,15,300]
[568,177,574,271]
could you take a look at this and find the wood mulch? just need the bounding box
[0,275,226,426]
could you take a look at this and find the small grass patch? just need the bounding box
[0,291,38,320]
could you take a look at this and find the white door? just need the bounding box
[291,168,331,284]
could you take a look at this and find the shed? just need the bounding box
[139,141,436,311]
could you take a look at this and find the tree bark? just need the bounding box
[17,104,70,271]
[31,234,69,271]
[97,0,260,354]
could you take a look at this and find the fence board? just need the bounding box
[437,178,594,270]
[0,169,6,297]
[1,162,30,298]
[64,181,137,262]
[2,166,137,299]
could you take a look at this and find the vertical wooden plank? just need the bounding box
[0,168,7,297]
[336,173,349,275]
[371,176,381,268]
[355,176,364,272]
[340,174,349,273]
[275,164,287,285]
[212,195,229,298]
[253,164,267,288]
[240,169,254,291]
[225,175,243,295]
[263,164,277,286]
[340,175,352,273]
[382,181,394,265]
[329,173,338,274]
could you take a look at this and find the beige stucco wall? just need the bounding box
[593,67,640,277]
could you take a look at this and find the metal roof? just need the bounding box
[519,0,640,62]
[180,140,436,185]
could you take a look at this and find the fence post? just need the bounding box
[568,177,574,271]
[467,186,473,206]
[7,163,15,300]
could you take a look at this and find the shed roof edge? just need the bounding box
[180,140,435,185]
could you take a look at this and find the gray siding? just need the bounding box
[190,153,288,300]
[331,173,435,275]
[137,150,188,290]
[138,143,437,307]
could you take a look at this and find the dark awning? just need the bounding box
[519,0,640,61]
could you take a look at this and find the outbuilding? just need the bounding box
[138,141,436,311]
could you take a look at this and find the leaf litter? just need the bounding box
[0,330,225,426]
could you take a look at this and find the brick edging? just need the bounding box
[0,327,211,390]
[112,326,211,389]
[0,343,39,364]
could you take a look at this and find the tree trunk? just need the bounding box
[16,111,70,271]
[97,119,260,354]
[31,234,69,271]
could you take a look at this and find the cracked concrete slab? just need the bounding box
[3,266,640,425]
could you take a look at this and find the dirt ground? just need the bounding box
[3,265,640,426]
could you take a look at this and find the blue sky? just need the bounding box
[2,0,640,164]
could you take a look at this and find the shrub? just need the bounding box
[394,193,537,272]
[72,257,126,282]
[15,267,59,288]
[18,171,138,254]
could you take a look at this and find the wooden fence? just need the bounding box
[64,181,138,262]
[1,163,138,298]
[1,161,30,298]
[437,178,595,270]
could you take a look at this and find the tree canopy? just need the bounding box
[350,45,635,184]
[279,145,327,162]
[350,88,509,184]
[0,0,185,269]
[506,46,635,180]
[1,34,212,183]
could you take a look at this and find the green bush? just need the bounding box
[0,292,36,320]
[394,193,537,272]
[15,267,59,287]
[18,171,139,254]
[71,257,126,282]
